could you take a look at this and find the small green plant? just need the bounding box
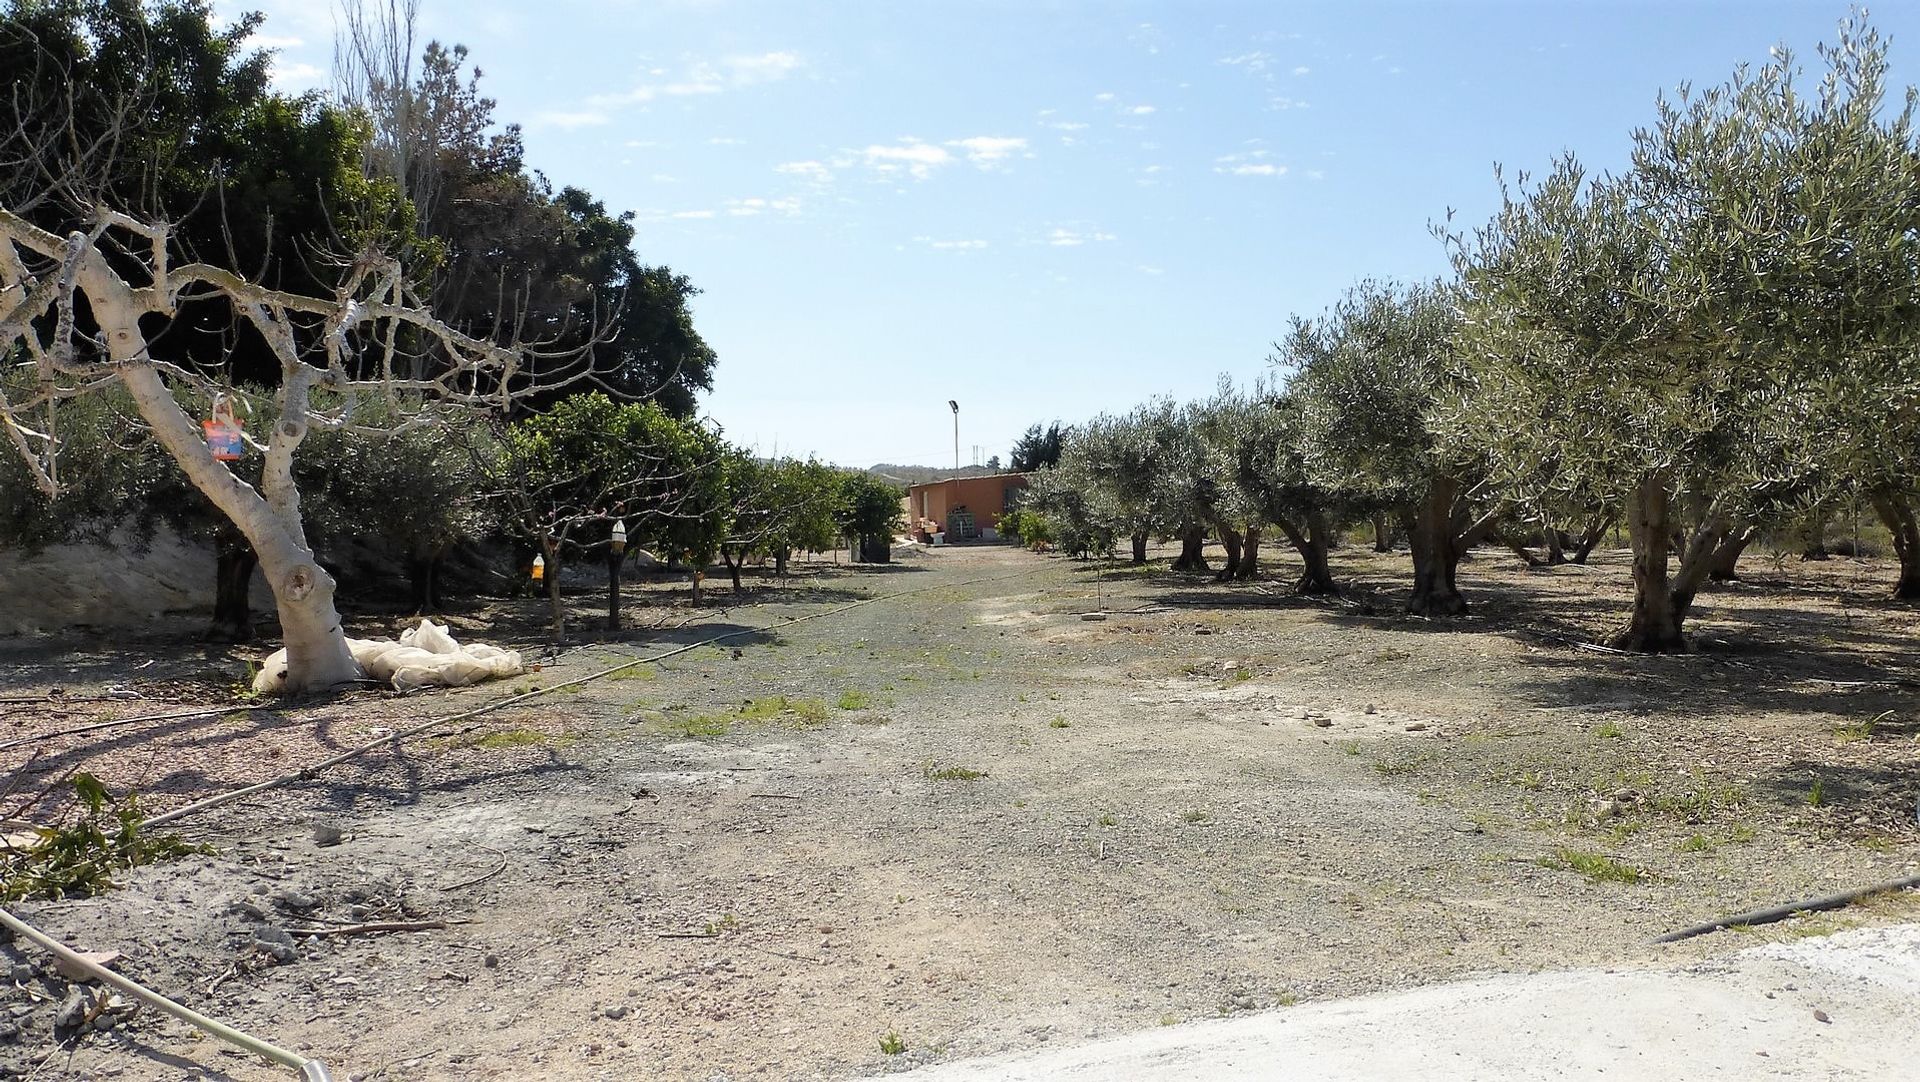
[1097,813,1117,827]
[1834,711,1888,744]
[1514,770,1545,791]
[1,776,208,902]
[1222,667,1253,686]
[1593,721,1623,740]
[1680,833,1713,853]
[878,1031,908,1056]
[1372,755,1423,778]
[702,913,742,936]
[473,728,550,750]
[1180,809,1210,823]
[1806,778,1827,807]
[1538,847,1643,884]
[1277,991,1298,1006]
[1049,716,1070,729]
[836,690,872,711]
[922,762,985,782]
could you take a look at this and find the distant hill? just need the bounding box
[866,463,1003,486]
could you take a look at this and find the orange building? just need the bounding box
[906,474,1030,542]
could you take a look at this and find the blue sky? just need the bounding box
[229,1,1920,469]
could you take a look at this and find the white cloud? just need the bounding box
[707,136,747,146]
[947,135,1029,167]
[726,196,801,217]
[724,51,803,85]
[1094,92,1117,102]
[672,209,716,219]
[862,139,953,180]
[1130,104,1156,115]
[1292,65,1311,76]
[1219,163,1287,177]
[1269,97,1309,111]
[1307,169,1326,180]
[1136,265,1165,275]
[588,50,803,109]
[1044,120,1089,132]
[269,60,326,90]
[775,160,833,182]
[916,236,989,250]
[251,34,304,49]
[1219,51,1272,71]
[534,110,611,130]
[1047,227,1116,247]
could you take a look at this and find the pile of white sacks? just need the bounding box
[252,619,524,695]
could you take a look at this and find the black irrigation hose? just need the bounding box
[0,705,241,753]
[143,559,1052,829]
[1653,873,1920,943]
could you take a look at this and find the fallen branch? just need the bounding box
[0,907,330,1080]
[282,918,468,938]
[438,846,508,891]
[657,931,719,939]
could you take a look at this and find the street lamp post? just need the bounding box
[948,399,959,470]
[606,519,627,632]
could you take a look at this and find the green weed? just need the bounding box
[1049,716,1070,729]
[922,762,985,782]
[1593,721,1623,740]
[1806,778,1827,807]
[1538,847,1643,884]
[836,690,872,711]
[879,1032,908,1056]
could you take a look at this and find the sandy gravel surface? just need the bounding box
[0,541,1915,1080]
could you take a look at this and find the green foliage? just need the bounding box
[878,1031,908,1056]
[836,471,904,543]
[1009,421,1067,472]
[1,775,205,902]
[1537,848,1644,884]
[492,392,727,562]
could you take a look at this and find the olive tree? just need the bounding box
[1452,17,1920,648]
[1286,281,1501,615]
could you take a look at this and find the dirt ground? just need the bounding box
[0,539,1916,1080]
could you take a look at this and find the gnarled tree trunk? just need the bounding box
[1611,478,1751,651]
[1402,476,1482,616]
[1172,524,1209,573]
[1870,489,1920,600]
[1129,530,1149,565]
[1372,513,1392,553]
[1273,511,1338,595]
[1570,512,1613,564]
[1215,525,1243,582]
[1706,532,1754,581]
[1230,526,1260,581]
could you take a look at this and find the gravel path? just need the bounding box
[1,542,1915,1079]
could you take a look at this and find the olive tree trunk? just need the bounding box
[1570,512,1613,564]
[1129,530,1149,565]
[1230,526,1261,581]
[1611,477,1753,651]
[1870,489,1920,600]
[1215,525,1243,582]
[1273,511,1338,595]
[1172,524,1209,573]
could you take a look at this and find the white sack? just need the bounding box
[253,619,525,694]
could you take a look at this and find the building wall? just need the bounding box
[908,474,1029,540]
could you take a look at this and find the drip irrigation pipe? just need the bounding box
[0,907,330,1080]
[0,706,241,753]
[143,562,1051,830]
[1653,873,1920,943]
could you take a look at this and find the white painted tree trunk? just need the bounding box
[110,348,363,694]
